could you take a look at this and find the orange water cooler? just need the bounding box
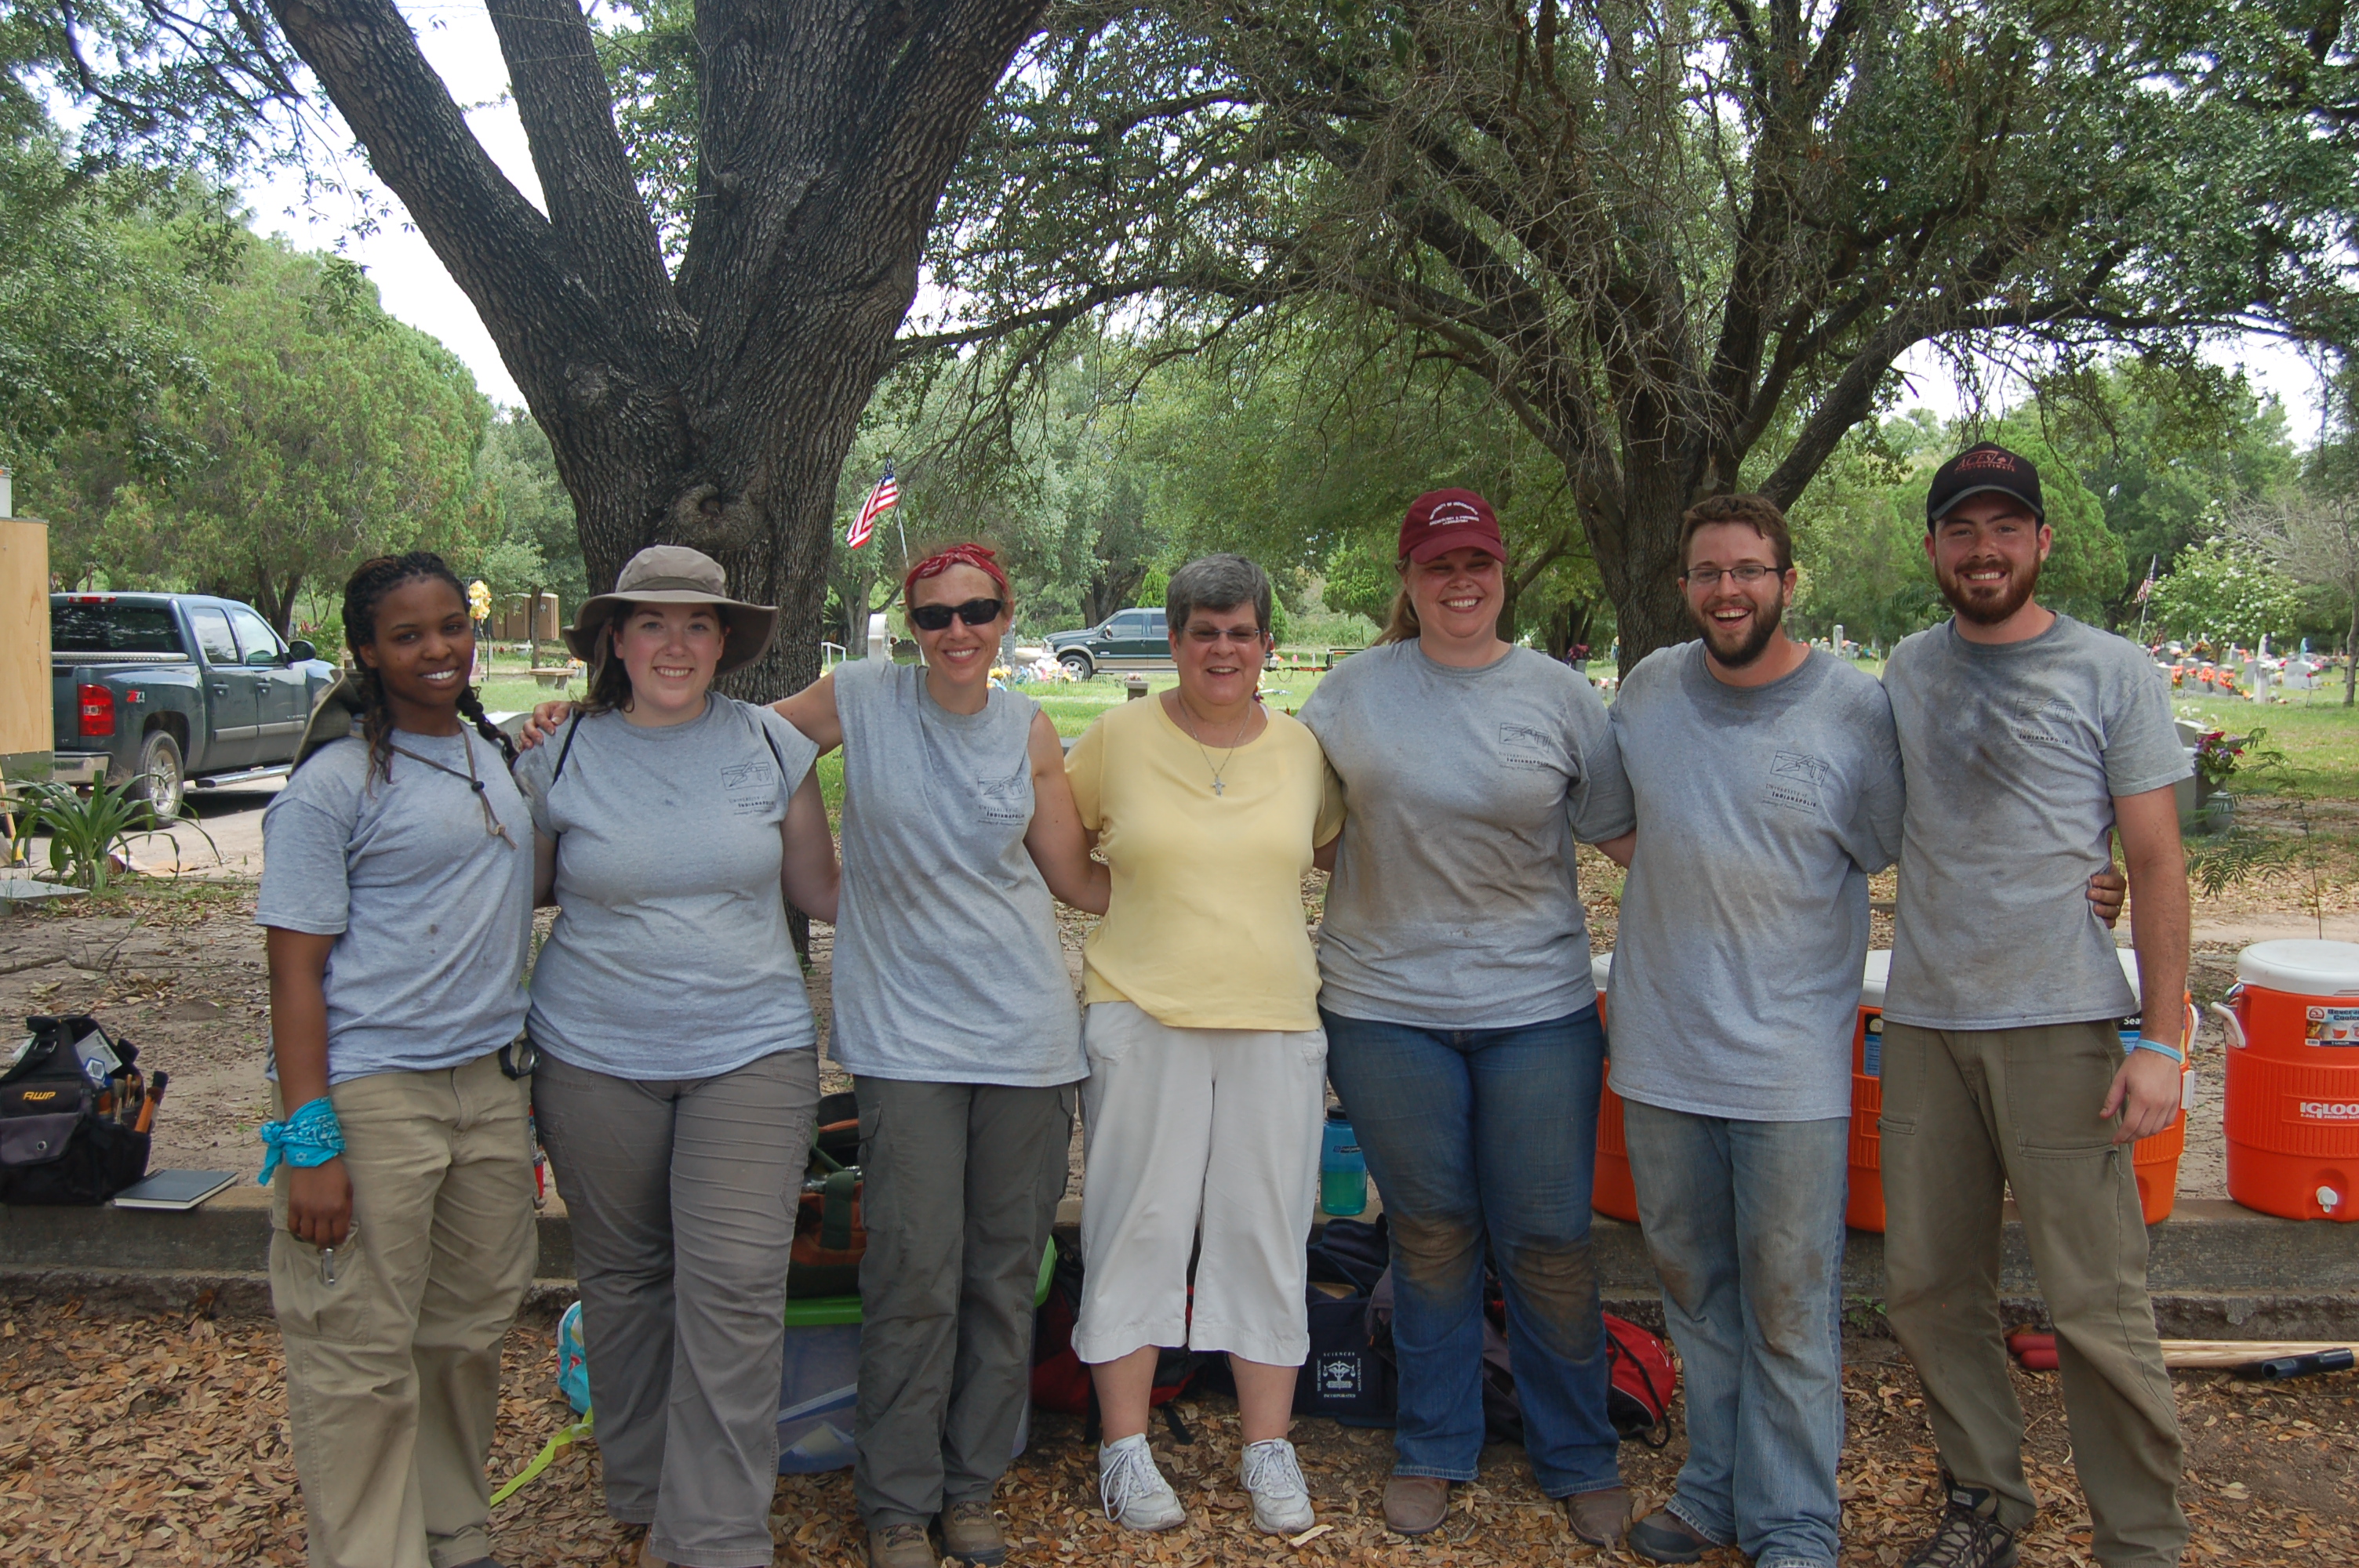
[2219,939,2359,1221]
[1606,949,2187,1230]
[1849,949,2191,1229]
[1591,956,1641,1221]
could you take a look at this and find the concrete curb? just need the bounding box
[7,1192,2354,1335]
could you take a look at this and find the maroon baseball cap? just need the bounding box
[1399,488,1505,564]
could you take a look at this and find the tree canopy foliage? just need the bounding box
[23,226,493,633]
[921,0,2359,666]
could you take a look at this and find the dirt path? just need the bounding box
[0,1296,2350,1565]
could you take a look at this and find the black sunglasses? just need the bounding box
[910,597,1005,631]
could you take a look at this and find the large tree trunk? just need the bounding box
[264,0,1051,703]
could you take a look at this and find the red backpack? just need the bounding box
[1604,1314,1676,1448]
[1030,1242,1200,1420]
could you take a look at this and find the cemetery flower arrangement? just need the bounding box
[2194,729,2259,794]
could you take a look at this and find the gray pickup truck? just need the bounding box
[50,593,336,816]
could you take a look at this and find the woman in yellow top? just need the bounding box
[1065,553,1343,1541]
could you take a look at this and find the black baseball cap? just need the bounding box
[1926,442,2045,528]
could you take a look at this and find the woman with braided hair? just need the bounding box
[257,551,540,1568]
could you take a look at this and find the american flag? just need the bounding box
[846,465,899,548]
[2132,554,2158,604]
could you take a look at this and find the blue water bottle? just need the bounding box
[1320,1106,1367,1216]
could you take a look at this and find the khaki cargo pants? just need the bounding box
[269,1052,538,1568]
[1878,1018,2186,1567]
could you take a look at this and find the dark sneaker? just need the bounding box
[940,1500,1006,1566]
[1628,1508,1714,1564]
[1903,1485,2020,1568]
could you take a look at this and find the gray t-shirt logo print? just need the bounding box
[1765,750,1829,813]
[974,769,1031,825]
[720,757,775,815]
[2012,697,2081,750]
[1496,721,1555,771]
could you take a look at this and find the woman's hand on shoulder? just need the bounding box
[773,671,845,755]
[516,700,580,750]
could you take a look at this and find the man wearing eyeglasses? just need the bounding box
[1589,492,1904,1568]
[1877,445,2190,1568]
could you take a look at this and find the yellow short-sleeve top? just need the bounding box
[1065,695,1346,1031]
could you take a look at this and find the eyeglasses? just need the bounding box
[1681,564,1784,588]
[910,597,1005,631]
[1184,625,1269,644]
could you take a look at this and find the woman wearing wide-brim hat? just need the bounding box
[518,544,841,1568]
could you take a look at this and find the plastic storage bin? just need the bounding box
[2220,938,2359,1221]
[776,1238,1058,1472]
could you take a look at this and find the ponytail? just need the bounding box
[1375,565,1420,645]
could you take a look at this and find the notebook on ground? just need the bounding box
[111,1170,238,1211]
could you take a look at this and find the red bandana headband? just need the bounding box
[902,543,1011,604]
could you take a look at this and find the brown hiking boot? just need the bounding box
[1903,1484,2019,1568]
[1383,1475,1451,1534]
[866,1523,938,1568]
[939,1500,1007,1566]
[1563,1484,1632,1547]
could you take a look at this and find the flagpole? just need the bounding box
[2137,553,2156,640]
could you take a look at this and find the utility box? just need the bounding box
[0,514,53,782]
[494,593,562,642]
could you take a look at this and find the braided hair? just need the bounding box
[341,552,519,779]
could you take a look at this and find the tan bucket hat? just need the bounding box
[563,545,778,676]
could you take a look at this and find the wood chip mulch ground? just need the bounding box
[1,1297,2351,1566]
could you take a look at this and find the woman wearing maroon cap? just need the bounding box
[1297,490,1637,1545]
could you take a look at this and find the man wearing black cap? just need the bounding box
[1877,444,2193,1568]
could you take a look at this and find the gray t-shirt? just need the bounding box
[828,661,1083,1084]
[257,731,534,1085]
[1605,644,1904,1121]
[1300,641,1634,1029]
[1883,615,2190,1029]
[514,695,822,1080]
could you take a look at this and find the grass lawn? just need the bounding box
[2175,687,2359,800]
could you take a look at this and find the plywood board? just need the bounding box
[0,520,52,769]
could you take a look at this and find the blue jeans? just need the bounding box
[1621,1100,1848,1568]
[1321,1006,1621,1497]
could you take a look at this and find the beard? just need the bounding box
[1936,550,2042,625]
[1694,590,1785,668]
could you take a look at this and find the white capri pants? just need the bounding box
[1073,1000,1327,1369]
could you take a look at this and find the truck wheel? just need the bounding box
[1060,651,1095,679]
[132,731,184,820]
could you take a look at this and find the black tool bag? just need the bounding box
[1293,1217,1398,1425]
[0,1015,150,1205]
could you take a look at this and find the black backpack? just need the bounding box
[1293,1217,1398,1425]
[1,1015,151,1204]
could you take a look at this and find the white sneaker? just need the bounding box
[1239,1438,1315,1535]
[1098,1433,1187,1532]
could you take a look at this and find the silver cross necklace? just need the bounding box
[1174,693,1252,795]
